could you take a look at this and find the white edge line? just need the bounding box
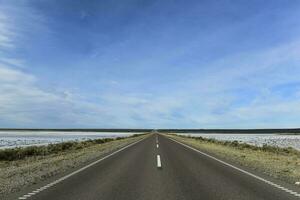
[18,136,147,199]
[168,137,300,198]
[157,155,162,168]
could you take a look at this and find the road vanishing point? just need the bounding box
[13,134,300,200]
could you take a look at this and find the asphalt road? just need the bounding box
[14,134,300,200]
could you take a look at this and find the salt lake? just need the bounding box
[0,131,135,149]
[178,133,300,150]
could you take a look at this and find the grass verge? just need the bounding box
[0,134,147,196]
[168,134,300,185]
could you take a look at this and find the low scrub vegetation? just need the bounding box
[0,134,143,161]
[0,134,146,196]
[177,134,300,156]
[170,134,300,185]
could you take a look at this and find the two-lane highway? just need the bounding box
[14,134,300,200]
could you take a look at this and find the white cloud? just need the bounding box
[0,63,114,127]
[0,10,15,49]
[0,1,300,129]
[143,39,300,128]
[0,57,25,68]
[1,39,300,128]
[0,65,35,83]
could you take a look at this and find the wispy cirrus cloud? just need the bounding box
[171,39,300,128]
[0,64,113,128]
[1,38,300,128]
[0,6,102,127]
[0,0,300,129]
[0,10,15,50]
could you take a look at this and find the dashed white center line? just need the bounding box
[157,155,162,168]
[17,137,146,200]
[156,144,159,148]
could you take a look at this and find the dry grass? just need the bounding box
[168,134,300,185]
[0,135,146,195]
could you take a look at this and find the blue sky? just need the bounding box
[0,0,300,128]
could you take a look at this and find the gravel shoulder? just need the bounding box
[168,134,300,186]
[0,134,147,196]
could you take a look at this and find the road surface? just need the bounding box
[14,134,300,200]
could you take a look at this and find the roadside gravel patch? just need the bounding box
[168,134,300,185]
[0,135,146,196]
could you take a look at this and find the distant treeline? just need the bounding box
[1,128,300,134]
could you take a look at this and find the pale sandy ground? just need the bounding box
[169,134,300,186]
[0,135,146,196]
